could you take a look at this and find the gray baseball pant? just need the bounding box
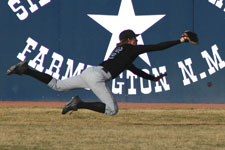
[47,66,118,116]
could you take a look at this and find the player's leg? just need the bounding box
[87,81,118,116]
[62,66,118,116]
[62,80,117,115]
[62,95,106,114]
[78,66,118,116]
[7,61,53,83]
[7,61,88,90]
[47,76,89,91]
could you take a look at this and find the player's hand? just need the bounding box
[153,73,167,82]
[180,31,199,45]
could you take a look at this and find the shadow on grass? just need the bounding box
[123,123,225,126]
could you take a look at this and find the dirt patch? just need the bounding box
[1,101,225,109]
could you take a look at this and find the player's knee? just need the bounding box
[47,79,65,91]
[105,104,119,116]
[105,108,118,116]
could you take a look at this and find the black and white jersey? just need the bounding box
[100,40,181,80]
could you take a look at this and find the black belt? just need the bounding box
[102,67,109,74]
[100,66,112,79]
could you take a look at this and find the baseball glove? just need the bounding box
[182,31,199,45]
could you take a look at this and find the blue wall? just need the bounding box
[1,0,225,103]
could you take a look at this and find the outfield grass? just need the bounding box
[0,107,225,150]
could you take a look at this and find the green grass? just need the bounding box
[0,107,225,150]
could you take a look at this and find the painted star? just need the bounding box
[88,0,165,66]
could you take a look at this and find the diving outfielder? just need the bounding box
[7,30,198,116]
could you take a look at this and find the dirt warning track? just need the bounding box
[1,101,225,109]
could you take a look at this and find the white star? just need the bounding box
[88,0,165,66]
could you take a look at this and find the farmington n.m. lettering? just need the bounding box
[16,37,225,94]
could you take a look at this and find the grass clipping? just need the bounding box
[0,107,225,150]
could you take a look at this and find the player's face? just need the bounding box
[128,37,137,45]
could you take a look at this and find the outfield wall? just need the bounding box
[1,0,225,103]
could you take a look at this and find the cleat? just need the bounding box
[7,61,28,75]
[62,96,81,115]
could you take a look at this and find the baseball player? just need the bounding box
[7,30,198,116]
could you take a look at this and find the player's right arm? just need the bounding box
[127,64,167,81]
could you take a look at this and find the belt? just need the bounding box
[99,65,109,73]
[102,67,109,74]
[99,66,112,79]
